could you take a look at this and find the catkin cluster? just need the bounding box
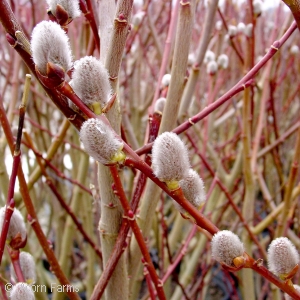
[31,17,112,115]
[152,132,206,211]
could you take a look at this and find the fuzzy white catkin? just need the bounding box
[154,98,166,113]
[47,0,80,19]
[204,50,215,64]
[215,20,222,31]
[285,285,300,300]
[206,61,218,75]
[211,230,244,266]
[152,132,190,186]
[71,56,111,110]
[10,282,35,300]
[267,237,300,276]
[80,118,124,165]
[253,0,263,15]
[188,53,196,66]
[173,169,206,213]
[132,11,145,27]
[161,74,171,87]
[31,21,73,75]
[290,45,300,55]
[11,252,36,285]
[217,54,229,69]
[244,23,253,38]
[237,22,246,33]
[228,25,237,38]
[0,207,26,243]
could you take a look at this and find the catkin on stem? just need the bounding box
[79,118,125,165]
[267,237,299,278]
[46,0,80,19]
[10,282,35,300]
[152,132,190,190]
[211,230,244,267]
[31,21,73,75]
[71,56,112,114]
[0,206,26,244]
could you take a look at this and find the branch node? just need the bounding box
[68,114,77,121]
[157,280,164,287]
[188,118,195,125]
[271,44,279,51]
[123,214,135,221]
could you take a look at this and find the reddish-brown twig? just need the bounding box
[0,76,30,264]
[0,94,81,300]
[79,0,100,53]
[0,200,17,264]
[8,248,25,283]
[109,165,166,300]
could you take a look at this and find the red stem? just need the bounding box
[247,256,300,299]
[109,165,167,300]
[136,79,254,155]
[123,155,219,235]
[186,131,267,258]
[21,132,102,258]
[46,178,102,259]
[162,225,197,283]
[90,116,159,298]
[0,200,15,264]
[6,154,20,207]
[8,248,25,282]
[144,267,157,300]
[79,0,100,53]
[149,0,180,113]
[0,282,8,300]
[0,96,80,300]
[136,21,297,156]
